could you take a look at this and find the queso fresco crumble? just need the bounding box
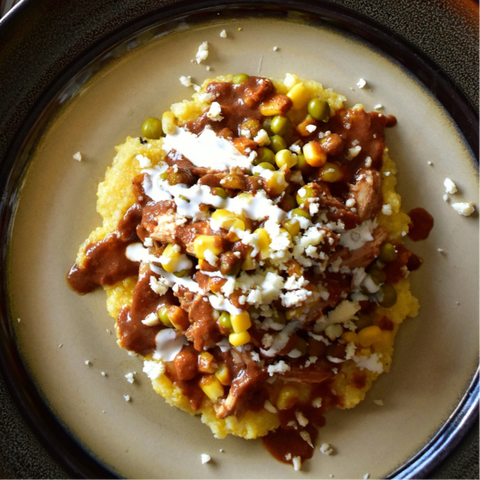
[68,73,428,469]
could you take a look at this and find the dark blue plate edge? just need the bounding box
[0,1,477,478]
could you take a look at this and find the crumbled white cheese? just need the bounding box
[143,359,165,380]
[273,46,279,51]
[135,154,152,168]
[292,456,302,471]
[312,397,322,408]
[206,101,224,122]
[267,360,291,375]
[345,198,356,208]
[142,312,160,326]
[150,275,170,295]
[179,75,193,87]
[347,145,362,160]
[374,399,384,406]
[220,29,227,38]
[85,360,91,366]
[295,410,309,427]
[320,443,334,455]
[300,430,313,447]
[364,474,370,480]
[306,124,317,133]
[357,78,367,89]
[353,353,383,373]
[444,178,458,194]
[195,42,209,63]
[374,103,383,110]
[253,129,271,146]
[204,249,220,266]
[73,151,82,161]
[443,194,449,202]
[451,202,475,216]
[124,395,131,402]
[201,453,211,464]
[125,372,135,384]
[264,400,277,413]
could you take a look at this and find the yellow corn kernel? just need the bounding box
[303,141,327,167]
[360,347,371,356]
[229,330,251,347]
[277,384,300,410]
[241,249,256,271]
[275,149,298,169]
[211,209,237,229]
[199,374,224,402]
[160,243,180,273]
[231,311,252,333]
[372,330,394,350]
[283,218,300,237]
[226,218,246,242]
[161,111,176,134]
[198,352,218,374]
[358,325,383,347]
[259,94,292,116]
[342,331,359,345]
[265,170,288,196]
[286,83,311,110]
[286,259,303,277]
[193,235,223,260]
[214,363,232,386]
[254,228,271,259]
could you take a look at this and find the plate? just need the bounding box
[0,1,478,478]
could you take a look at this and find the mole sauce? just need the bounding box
[408,207,434,241]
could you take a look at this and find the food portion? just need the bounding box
[68,73,422,468]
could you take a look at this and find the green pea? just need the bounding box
[254,147,275,166]
[173,269,191,278]
[379,283,397,308]
[270,135,287,153]
[262,117,273,136]
[212,187,228,199]
[254,162,276,174]
[233,73,250,84]
[159,172,169,181]
[307,98,330,122]
[356,313,373,330]
[367,265,387,284]
[218,312,233,332]
[296,154,310,173]
[296,186,316,206]
[271,115,292,136]
[271,311,287,327]
[281,194,297,212]
[291,208,311,220]
[158,306,172,327]
[142,117,162,139]
[379,242,398,263]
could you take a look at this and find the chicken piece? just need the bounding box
[215,350,267,419]
[185,293,221,351]
[349,168,383,222]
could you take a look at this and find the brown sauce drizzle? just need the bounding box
[67,204,142,294]
[408,207,434,241]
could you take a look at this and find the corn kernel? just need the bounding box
[283,218,300,237]
[358,325,383,347]
[231,311,252,333]
[265,170,287,196]
[229,330,251,347]
[226,218,246,242]
[160,243,180,273]
[241,248,256,270]
[211,209,237,229]
[342,331,359,345]
[162,111,176,134]
[255,228,271,259]
[360,347,371,356]
[215,363,232,386]
[193,235,223,260]
[199,374,224,402]
[372,330,393,350]
[286,83,311,110]
[277,384,300,410]
[303,141,327,167]
[259,94,292,116]
[198,352,218,373]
